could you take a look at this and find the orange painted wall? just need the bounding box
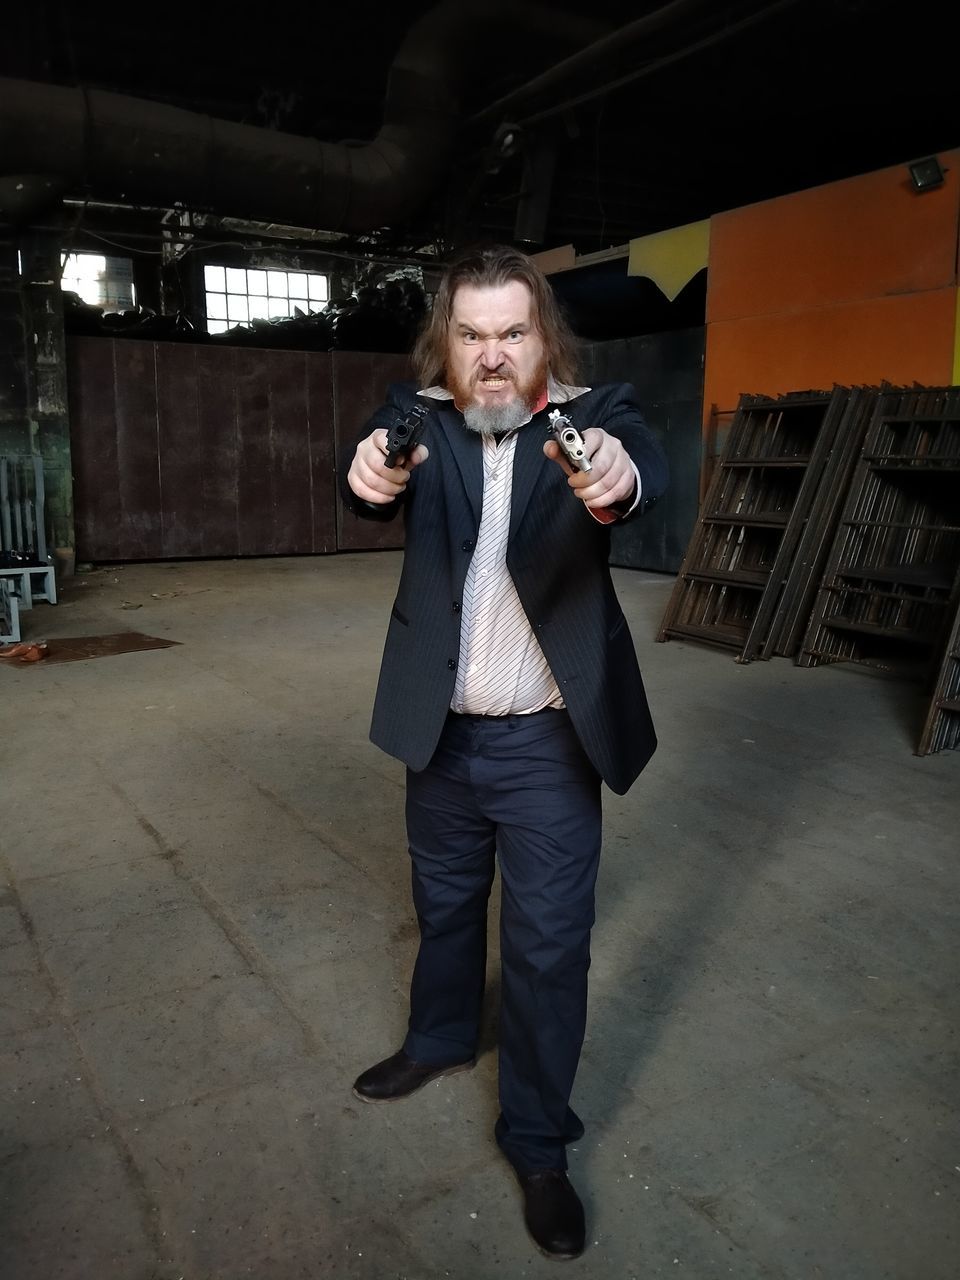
[703,150,960,419]
[707,289,958,409]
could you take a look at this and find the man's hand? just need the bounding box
[543,428,636,512]
[347,430,429,504]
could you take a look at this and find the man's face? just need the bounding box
[446,281,547,414]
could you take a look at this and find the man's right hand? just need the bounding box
[346,430,430,504]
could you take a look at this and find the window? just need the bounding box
[60,253,136,310]
[203,265,328,334]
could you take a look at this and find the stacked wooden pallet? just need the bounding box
[660,383,960,755]
[797,386,960,755]
[657,387,862,662]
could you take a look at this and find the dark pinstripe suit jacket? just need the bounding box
[341,380,669,795]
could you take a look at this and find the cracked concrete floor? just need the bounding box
[1,553,957,1280]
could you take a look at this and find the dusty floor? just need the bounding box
[1,553,957,1279]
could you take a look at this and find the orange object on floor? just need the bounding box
[0,640,49,662]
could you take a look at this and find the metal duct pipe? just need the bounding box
[0,5,471,231]
[0,3,613,233]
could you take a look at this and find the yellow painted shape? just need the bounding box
[954,287,960,386]
[627,219,710,301]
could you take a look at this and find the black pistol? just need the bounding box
[384,403,429,468]
[547,409,592,473]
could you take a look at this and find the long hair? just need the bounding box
[411,244,579,387]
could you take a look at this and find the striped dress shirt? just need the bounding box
[420,377,597,716]
[452,428,563,715]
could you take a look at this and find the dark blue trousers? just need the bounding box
[402,707,602,1174]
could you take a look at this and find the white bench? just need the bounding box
[0,564,57,610]
[0,578,20,644]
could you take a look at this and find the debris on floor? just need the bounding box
[0,640,49,662]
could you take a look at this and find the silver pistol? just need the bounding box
[547,409,592,473]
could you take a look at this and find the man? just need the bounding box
[342,244,668,1260]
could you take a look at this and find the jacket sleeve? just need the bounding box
[590,382,669,520]
[338,380,419,523]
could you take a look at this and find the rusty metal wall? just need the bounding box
[67,333,697,568]
[69,337,121,560]
[68,337,344,561]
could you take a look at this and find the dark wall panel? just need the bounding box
[267,351,314,554]
[156,342,203,558]
[68,338,398,561]
[68,335,700,568]
[69,337,121,561]
[305,353,337,554]
[196,347,240,557]
[580,328,704,574]
[235,352,273,557]
[114,340,163,560]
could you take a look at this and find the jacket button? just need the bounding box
[452,602,461,613]
[461,539,474,552]
[447,658,456,670]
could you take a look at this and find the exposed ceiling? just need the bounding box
[1,0,953,265]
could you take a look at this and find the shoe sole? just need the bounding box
[528,1238,584,1261]
[351,1059,475,1104]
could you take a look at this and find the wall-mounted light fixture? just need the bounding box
[908,156,946,192]
[485,122,523,175]
[494,123,523,159]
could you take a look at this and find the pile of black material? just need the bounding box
[63,292,198,342]
[327,279,425,353]
[62,276,428,353]
[211,305,334,350]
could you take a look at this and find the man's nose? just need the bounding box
[480,339,504,367]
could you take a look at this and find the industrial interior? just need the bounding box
[1,2,957,1277]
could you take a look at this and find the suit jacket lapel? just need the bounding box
[432,401,550,538]
[435,404,483,526]
[509,414,549,540]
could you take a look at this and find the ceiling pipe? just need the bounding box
[514,0,804,129]
[0,2,612,233]
[469,0,722,125]
[469,0,802,126]
[0,4,457,232]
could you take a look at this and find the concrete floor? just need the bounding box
[1,552,957,1280]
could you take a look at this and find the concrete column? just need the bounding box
[18,229,75,573]
[0,234,30,459]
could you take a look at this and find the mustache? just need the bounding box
[473,366,515,382]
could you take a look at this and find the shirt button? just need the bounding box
[447,658,456,670]
[461,539,474,552]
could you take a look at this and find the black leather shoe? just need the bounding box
[517,1169,586,1260]
[352,1048,474,1103]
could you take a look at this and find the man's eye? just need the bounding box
[507,331,523,342]
[463,332,478,343]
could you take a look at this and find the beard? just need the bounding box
[448,357,548,437]
[462,399,530,437]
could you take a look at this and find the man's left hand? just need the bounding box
[543,428,636,512]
